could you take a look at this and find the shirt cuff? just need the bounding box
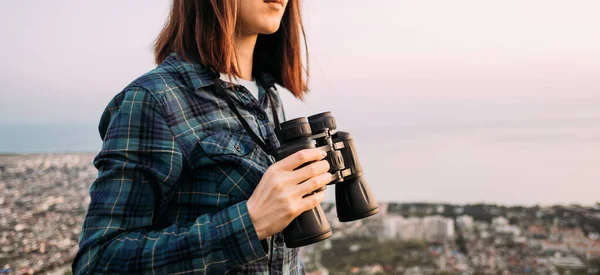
[213,200,268,266]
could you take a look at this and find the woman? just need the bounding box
[73,0,331,274]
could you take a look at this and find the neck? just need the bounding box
[234,34,258,81]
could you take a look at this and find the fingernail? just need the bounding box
[321,150,327,157]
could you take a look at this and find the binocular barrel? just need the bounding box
[273,118,333,248]
[331,131,379,222]
[272,112,379,248]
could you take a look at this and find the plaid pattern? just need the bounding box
[73,53,304,274]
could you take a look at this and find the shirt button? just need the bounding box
[257,114,265,120]
[234,145,241,151]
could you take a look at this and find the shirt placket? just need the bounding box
[258,87,288,272]
[233,85,286,272]
[234,85,281,156]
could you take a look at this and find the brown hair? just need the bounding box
[153,0,309,99]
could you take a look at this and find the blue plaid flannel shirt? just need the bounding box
[73,53,304,274]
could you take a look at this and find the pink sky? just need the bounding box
[0,0,598,205]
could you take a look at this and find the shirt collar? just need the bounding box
[163,52,217,91]
[163,52,277,105]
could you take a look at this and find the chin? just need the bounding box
[257,18,283,34]
[261,26,281,35]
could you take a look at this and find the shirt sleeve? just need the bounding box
[72,86,267,274]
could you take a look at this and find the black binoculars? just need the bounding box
[272,111,379,248]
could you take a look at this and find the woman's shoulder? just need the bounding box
[127,53,208,101]
[98,53,222,129]
[102,53,216,121]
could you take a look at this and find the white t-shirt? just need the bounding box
[219,74,260,100]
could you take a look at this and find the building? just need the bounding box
[423,216,455,243]
[549,255,586,270]
[491,217,509,228]
[528,225,547,239]
[495,225,520,236]
[456,215,474,230]
[382,215,454,242]
[540,241,569,254]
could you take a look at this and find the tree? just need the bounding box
[589,258,600,270]
[456,234,468,255]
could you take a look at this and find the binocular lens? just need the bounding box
[336,176,379,222]
[283,207,332,248]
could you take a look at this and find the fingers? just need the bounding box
[294,172,332,198]
[299,190,326,213]
[292,160,330,184]
[276,148,327,171]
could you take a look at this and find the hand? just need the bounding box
[247,148,331,240]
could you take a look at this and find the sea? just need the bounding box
[1,121,599,206]
[0,122,101,154]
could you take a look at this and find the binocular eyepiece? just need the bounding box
[272,112,379,248]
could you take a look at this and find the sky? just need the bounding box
[0,0,599,206]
